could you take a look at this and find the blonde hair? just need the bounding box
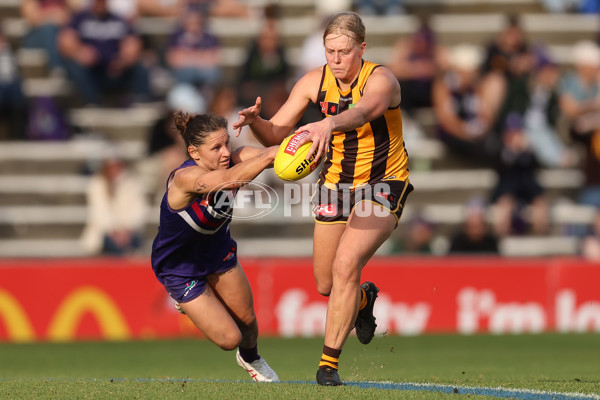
[323,11,365,45]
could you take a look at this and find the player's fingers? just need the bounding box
[232,116,243,135]
[306,141,318,160]
[294,127,311,144]
[314,140,325,161]
[247,97,261,116]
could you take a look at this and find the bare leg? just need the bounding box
[179,282,242,350]
[181,264,278,381]
[313,222,346,296]
[179,264,257,350]
[207,264,258,349]
[324,202,396,350]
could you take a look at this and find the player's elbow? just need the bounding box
[353,107,379,128]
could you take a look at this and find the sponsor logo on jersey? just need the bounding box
[339,97,355,111]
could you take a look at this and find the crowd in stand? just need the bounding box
[1,0,600,259]
[388,14,600,258]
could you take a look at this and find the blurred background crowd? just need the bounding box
[1,0,600,260]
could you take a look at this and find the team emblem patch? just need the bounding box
[320,101,339,116]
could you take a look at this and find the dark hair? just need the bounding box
[323,11,366,45]
[173,111,228,147]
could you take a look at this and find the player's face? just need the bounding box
[195,128,231,171]
[324,33,366,84]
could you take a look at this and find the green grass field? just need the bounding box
[1,334,599,399]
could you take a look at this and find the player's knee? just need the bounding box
[314,262,332,296]
[214,330,242,351]
[316,281,332,297]
[332,256,360,284]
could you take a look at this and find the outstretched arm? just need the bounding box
[181,146,278,194]
[232,145,274,167]
[232,68,320,146]
[232,97,290,146]
[167,146,278,210]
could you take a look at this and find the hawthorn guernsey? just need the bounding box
[274,131,322,181]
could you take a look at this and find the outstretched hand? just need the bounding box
[233,97,262,137]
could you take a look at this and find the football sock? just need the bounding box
[359,286,367,311]
[319,345,342,370]
[239,345,260,363]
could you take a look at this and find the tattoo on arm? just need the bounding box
[194,180,209,192]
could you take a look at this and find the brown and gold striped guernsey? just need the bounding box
[316,60,410,189]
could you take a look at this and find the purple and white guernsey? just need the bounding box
[151,159,238,291]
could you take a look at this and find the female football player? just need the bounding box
[234,11,413,385]
[151,112,279,382]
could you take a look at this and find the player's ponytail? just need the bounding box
[173,111,228,148]
[173,110,193,140]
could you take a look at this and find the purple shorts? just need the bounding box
[160,248,238,304]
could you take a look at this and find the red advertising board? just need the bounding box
[0,257,599,342]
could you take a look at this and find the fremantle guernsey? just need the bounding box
[151,159,238,284]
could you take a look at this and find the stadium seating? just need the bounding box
[0,0,597,257]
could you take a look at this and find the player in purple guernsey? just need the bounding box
[151,112,279,382]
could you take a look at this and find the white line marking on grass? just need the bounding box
[341,381,600,400]
[111,379,600,399]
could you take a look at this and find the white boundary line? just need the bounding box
[346,381,600,400]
